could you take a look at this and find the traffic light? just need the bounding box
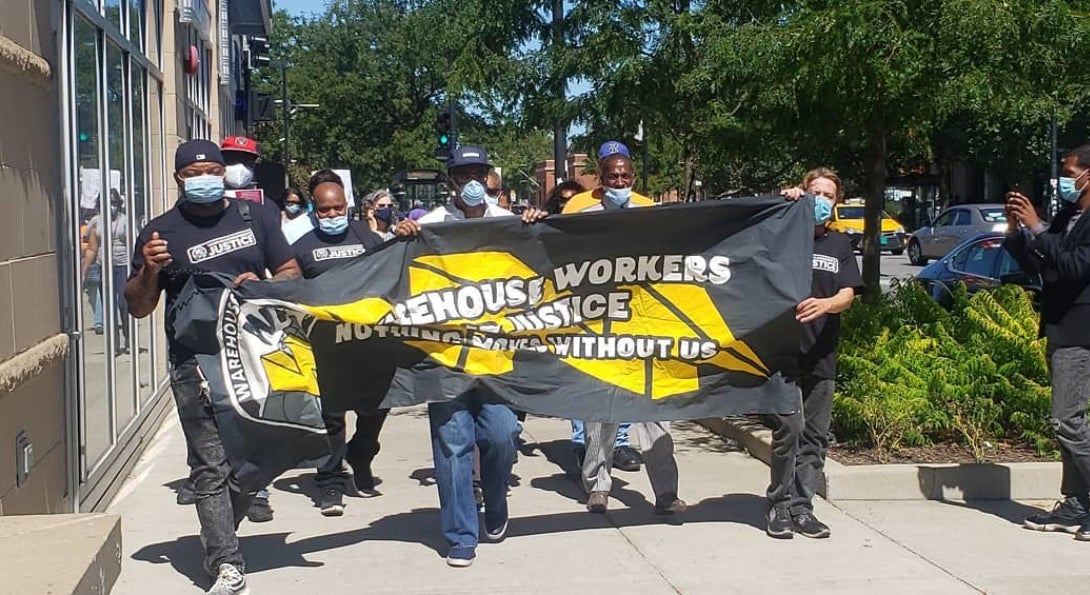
[245,36,271,70]
[435,106,455,161]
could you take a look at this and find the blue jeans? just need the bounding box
[571,420,630,448]
[86,282,103,330]
[428,393,518,553]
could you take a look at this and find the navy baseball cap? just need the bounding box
[597,140,631,160]
[448,145,491,169]
[175,139,225,171]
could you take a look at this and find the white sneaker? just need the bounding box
[206,563,250,595]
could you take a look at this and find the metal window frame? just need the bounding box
[63,0,172,508]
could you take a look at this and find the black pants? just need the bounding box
[1050,346,1090,507]
[768,374,834,514]
[315,409,390,488]
[171,361,254,575]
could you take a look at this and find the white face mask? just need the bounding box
[224,163,255,189]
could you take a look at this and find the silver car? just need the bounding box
[906,203,1008,265]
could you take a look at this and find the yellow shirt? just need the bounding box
[561,188,655,214]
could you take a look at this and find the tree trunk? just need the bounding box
[681,149,696,202]
[861,131,887,302]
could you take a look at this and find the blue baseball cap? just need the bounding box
[175,139,225,171]
[448,145,491,169]
[597,140,631,160]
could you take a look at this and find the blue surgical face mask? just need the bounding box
[374,206,394,222]
[1059,170,1088,203]
[604,186,632,206]
[318,214,349,235]
[485,194,499,206]
[814,196,834,224]
[460,179,486,207]
[183,174,225,204]
[285,203,302,216]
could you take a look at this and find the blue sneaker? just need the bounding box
[446,546,476,568]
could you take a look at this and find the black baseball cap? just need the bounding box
[175,139,225,171]
[448,145,491,169]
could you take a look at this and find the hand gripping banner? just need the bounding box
[173,198,815,479]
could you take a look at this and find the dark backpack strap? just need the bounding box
[237,199,252,222]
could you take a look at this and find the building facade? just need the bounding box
[0,0,270,516]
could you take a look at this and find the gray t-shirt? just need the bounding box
[89,213,130,266]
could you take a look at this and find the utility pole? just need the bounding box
[552,0,567,183]
[243,66,253,136]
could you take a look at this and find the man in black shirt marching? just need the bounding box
[769,168,862,539]
[291,169,388,516]
[125,140,301,595]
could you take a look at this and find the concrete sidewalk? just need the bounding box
[109,408,1086,594]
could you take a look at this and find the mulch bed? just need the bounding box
[829,441,1055,465]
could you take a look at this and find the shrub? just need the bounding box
[833,280,1055,462]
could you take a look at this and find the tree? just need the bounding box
[256,0,550,195]
[697,0,1090,297]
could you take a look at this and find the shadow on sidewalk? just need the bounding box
[931,498,1047,526]
[130,493,769,584]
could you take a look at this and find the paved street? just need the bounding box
[860,251,919,292]
[108,407,1089,594]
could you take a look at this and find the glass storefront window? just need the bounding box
[105,42,137,433]
[69,0,172,508]
[74,16,113,469]
[129,0,144,49]
[131,65,155,404]
[104,0,122,31]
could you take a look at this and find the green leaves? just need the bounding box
[836,282,1054,461]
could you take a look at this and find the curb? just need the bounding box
[697,417,1061,501]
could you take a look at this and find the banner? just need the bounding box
[226,188,265,205]
[175,198,814,482]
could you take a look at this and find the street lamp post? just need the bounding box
[272,60,318,166]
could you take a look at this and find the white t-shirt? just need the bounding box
[417,202,514,224]
[282,214,314,245]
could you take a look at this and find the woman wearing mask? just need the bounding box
[280,187,313,245]
[280,187,307,222]
[83,189,131,352]
[767,168,862,540]
[370,190,399,240]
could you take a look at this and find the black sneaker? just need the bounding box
[1024,499,1087,534]
[320,486,345,517]
[176,479,196,506]
[766,507,794,539]
[613,445,642,472]
[246,496,274,523]
[792,511,831,538]
[348,466,381,497]
[1076,516,1090,541]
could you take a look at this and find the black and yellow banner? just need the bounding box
[177,198,813,484]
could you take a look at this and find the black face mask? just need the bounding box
[375,207,394,222]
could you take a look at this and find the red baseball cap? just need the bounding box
[221,136,259,156]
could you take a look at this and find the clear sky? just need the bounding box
[272,0,326,16]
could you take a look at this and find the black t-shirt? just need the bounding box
[292,219,384,279]
[131,199,294,361]
[799,230,863,379]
